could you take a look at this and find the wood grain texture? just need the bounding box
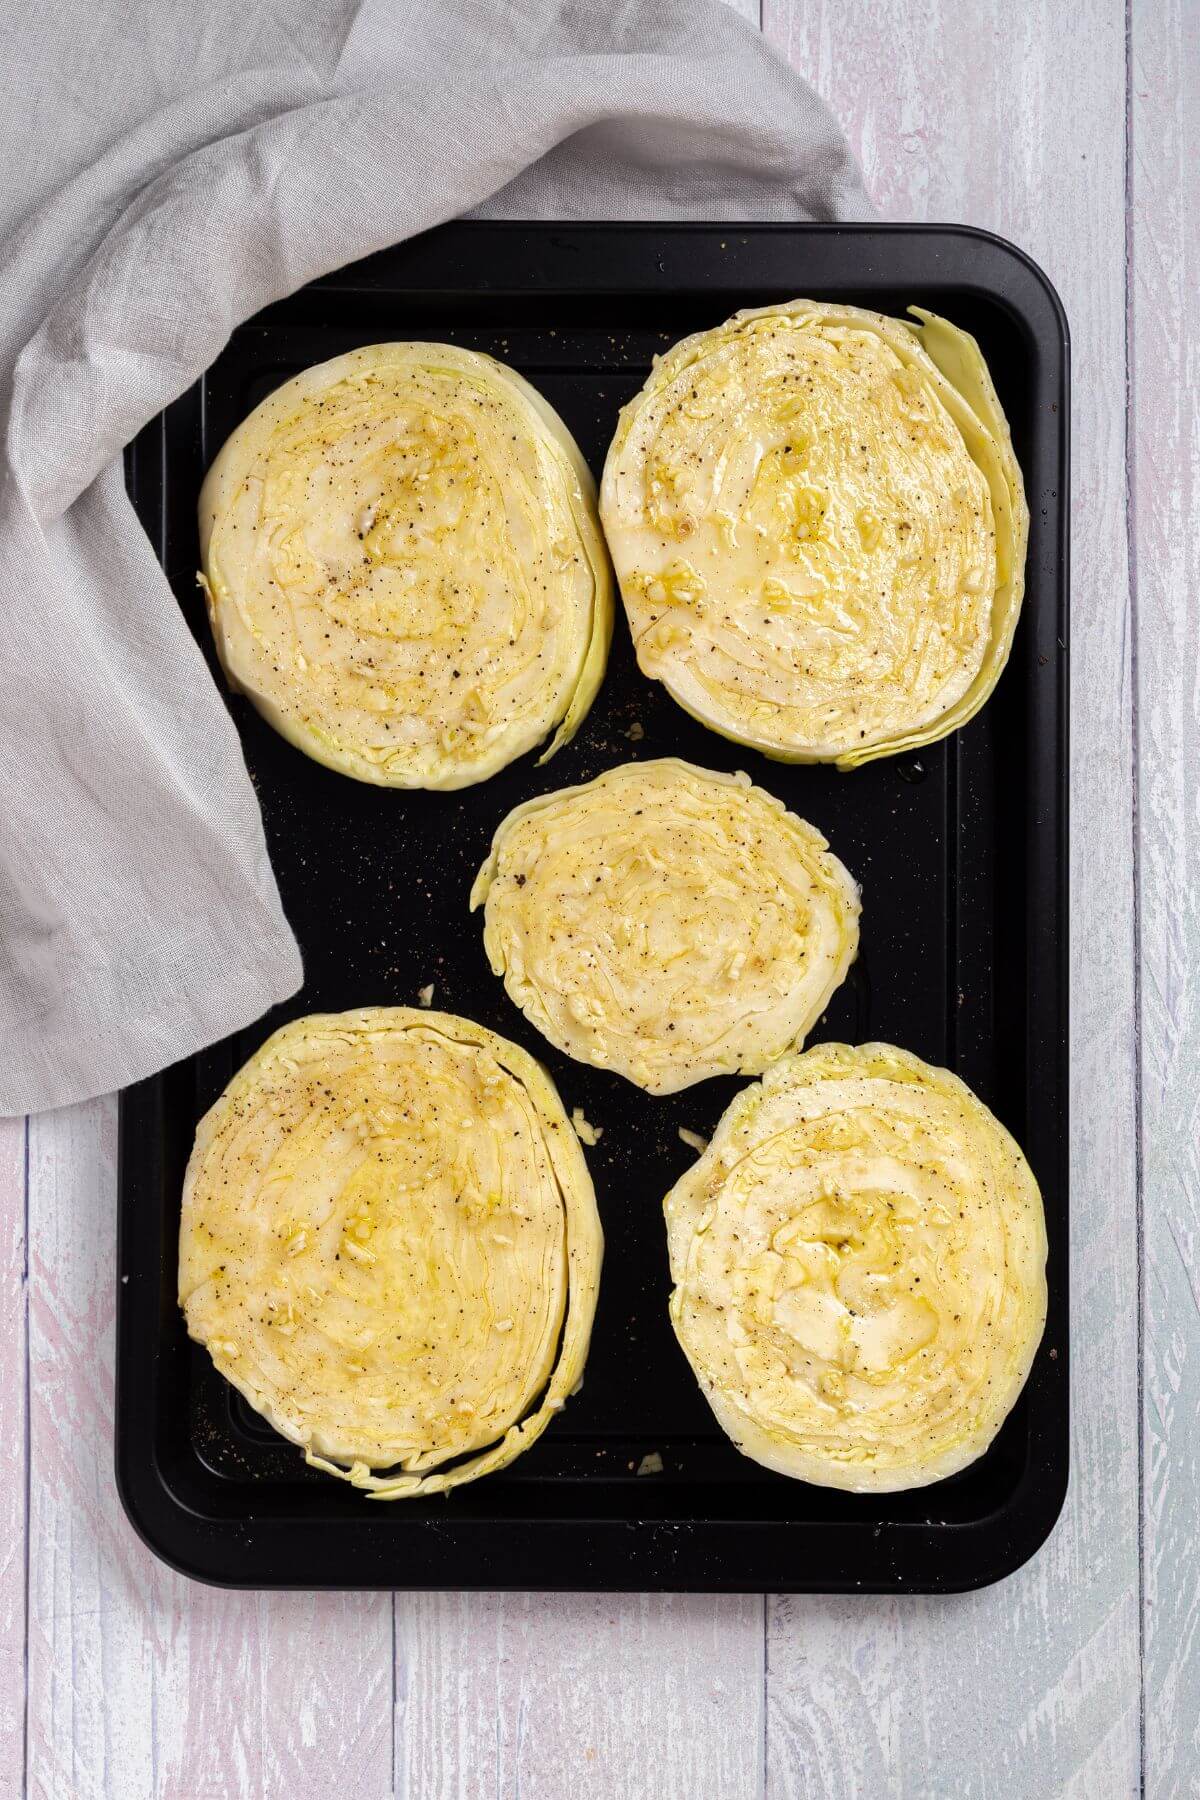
[0,1118,26,1800]
[762,0,1142,1793]
[1130,0,1200,1792]
[395,1591,764,1800]
[24,1098,393,1800]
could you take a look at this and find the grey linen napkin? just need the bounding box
[0,0,870,1116]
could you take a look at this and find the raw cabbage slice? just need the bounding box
[472,758,860,1095]
[200,343,612,788]
[664,1042,1047,1489]
[179,1007,602,1497]
[601,302,1027,767]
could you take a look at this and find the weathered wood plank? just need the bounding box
[155,1590,393,1800]
[1130,0,1200,1792]
[25,1097,155,1800]
[24,1097,393,1800]
[395,1590,765,1800]
[762,1,1141,1793]
[0,1118,26,1800]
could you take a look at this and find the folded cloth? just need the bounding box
[0,0,870,1117]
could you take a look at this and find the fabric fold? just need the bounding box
[0,0,869,1116]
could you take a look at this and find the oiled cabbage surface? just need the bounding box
[664,1042,1047,1489]
[472,758,860,1095]
[601,302,1027,766]
[179,1008,602,1497]
[200,343,612,788]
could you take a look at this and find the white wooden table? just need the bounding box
[2,1,1196,1793]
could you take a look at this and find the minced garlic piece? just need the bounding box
[572,1108,602,1146]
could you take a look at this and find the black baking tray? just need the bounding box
[116,222,1069,1592]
